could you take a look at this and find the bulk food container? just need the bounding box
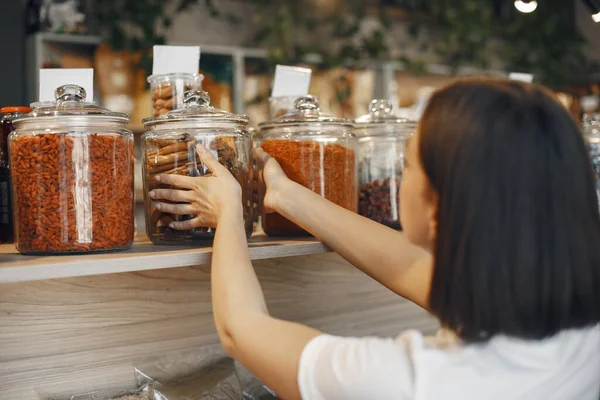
[10,84,135,254]
[0,106,31,244]
[269,96,299,118]
[142,90,252,245]
[583,113,600,210]
[256,95,357,236]
[148,73,203,116]
[354,99,416,229]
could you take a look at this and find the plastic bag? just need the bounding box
[42,345,242,400]
[235,365,279,400]
[135,345,241,400]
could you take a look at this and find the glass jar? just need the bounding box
[10,85,135,254]
[269,96,299,118]
[0,106,31,244]
[256,95,357,236]
[142,90,252,245]
[583,113,600,210]
[148,73,204,117]
[354,99,416,229]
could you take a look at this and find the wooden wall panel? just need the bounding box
[0,253,437,400]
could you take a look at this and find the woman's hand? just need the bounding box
[149,144,242,229]
[254,148,290,214]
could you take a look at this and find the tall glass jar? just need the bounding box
[10,85,135,254]
[584,113,600,210]
[256,95,357,236]
[354,99,416,229]
[142,90,252,245]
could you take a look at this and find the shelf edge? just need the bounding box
[0,240,331,284]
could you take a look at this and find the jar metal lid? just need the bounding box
[14,84,130,126]
[142,90,249,127]
[354,99,416,126]
[353,99,416,137]
[258,95,353,131]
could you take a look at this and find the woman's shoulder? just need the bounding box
[298,325,600,400]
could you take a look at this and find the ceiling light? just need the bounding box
[514,0,538,13]
[583,0,600,22]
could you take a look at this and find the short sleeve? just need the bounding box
[298,333,422,400]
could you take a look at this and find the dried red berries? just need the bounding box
[261,140,357,236]
[10,133,135,254]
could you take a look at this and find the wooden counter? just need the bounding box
[0,235,437,400]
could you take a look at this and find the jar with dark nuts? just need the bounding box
[354,99,415,229]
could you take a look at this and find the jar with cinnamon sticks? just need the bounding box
[256,96,357,236]
[142,90,253,245]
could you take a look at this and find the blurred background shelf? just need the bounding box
[25,32,270,116]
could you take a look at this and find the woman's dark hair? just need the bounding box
[420,77,600,342]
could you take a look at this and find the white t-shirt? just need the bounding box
[298,325,600,400]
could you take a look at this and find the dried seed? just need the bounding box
[10,133,135,254]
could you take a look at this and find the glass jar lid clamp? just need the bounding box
[354,99,415,125]
[369,99,393,117]
[259,95,353,129]
[14,84,130,125]
[183,89,210,108]
[142,89,249,127]
[55,84,87,103]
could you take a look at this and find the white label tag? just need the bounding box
[509,72,534,83]
[271,65,312,98]
[39,68,94,102]
[153,45,201,75]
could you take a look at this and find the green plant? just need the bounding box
[395,0,591,89]
[496,0,589,88]
[242,0,392,67]
[428,0,495,72]
[93,0,215,76]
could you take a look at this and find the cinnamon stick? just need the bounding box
[147,150,190,167]
[148,162,193,176]
[147,141,194,158]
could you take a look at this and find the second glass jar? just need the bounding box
[354,99,416,229]
[142,90,252,244]
[256,96,357,236]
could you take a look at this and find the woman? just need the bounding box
[150,78,600,399]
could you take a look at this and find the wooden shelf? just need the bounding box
[0,235,330,284]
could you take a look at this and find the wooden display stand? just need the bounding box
[0,235,437,399]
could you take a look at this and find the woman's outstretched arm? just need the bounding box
[151,146,320,399]
[255,149,432,309]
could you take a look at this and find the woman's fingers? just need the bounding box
[197,144,227,175]
[155,173,197,189]
[153,201,196,215]
[169,216,214,230]
[149,188,194,203]
[253,147,271,164]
